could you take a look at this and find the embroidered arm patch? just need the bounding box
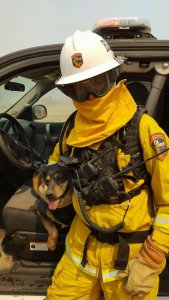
[150,133,167,161]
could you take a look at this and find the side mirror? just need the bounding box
[4,81,25,92]
[33,104,47,120]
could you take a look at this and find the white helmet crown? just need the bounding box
[56,30,122,85]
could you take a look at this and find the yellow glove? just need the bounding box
[119,236,166,297]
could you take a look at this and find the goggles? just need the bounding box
[57,69,119,102]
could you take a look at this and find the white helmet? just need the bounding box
[56,30,123,85]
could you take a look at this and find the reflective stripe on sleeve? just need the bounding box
[153,213,169,229]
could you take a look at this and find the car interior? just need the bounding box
[0,58,169,296]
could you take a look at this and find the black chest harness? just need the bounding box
[59,106,153,270]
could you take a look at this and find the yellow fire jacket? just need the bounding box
[49,81,169,282]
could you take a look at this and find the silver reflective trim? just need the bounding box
[66,237,98,276]
[154,216,169,225]
[102,269,119,281]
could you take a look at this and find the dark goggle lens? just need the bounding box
[57,69,119,102]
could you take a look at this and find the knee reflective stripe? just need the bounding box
[66,238,120,282]
[65,237,99,277]
[154,213,169,228]
[102,269,119,282]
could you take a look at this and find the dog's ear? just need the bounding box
[33,172,40,195]
[32,165,47,195]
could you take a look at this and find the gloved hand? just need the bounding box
[118,235,166,297]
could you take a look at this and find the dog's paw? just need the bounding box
[47,227,58,251]
[47,237,57,251]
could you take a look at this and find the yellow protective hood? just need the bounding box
[66,80,137,149]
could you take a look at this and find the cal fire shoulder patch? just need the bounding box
[150,133,167,161]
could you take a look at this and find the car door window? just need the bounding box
[0,76,36,113]
[36,87,75,122]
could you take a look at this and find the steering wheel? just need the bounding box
[0,113,34,169]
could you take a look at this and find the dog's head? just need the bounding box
[33,163,72,210]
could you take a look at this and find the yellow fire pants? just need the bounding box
[46,252,159,300]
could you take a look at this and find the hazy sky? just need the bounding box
[0,0,168,56]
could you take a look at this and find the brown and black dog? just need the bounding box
[33,163,74,251]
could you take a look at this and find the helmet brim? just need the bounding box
[56,58,120,85]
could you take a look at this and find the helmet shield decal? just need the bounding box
[71,53,83,68]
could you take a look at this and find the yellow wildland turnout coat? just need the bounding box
[49,81,169,283]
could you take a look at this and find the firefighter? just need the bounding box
[46,30,169,300]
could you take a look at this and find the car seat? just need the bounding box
[2,183,67,262]
[126,81,149,106]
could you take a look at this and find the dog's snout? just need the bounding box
[46,189,55,200]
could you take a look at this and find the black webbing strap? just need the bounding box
[115,234,130,270]
[81,229,151,269]
[81,232,93,267]
[114,231,151,270]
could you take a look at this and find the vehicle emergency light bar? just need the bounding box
[93,17,152,32]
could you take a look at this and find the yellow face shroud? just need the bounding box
[66,80,137,149]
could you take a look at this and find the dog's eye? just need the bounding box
[46,179,50,185]
[45,176,51,185]
[54,173,64,183]
[54,174,60,180]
